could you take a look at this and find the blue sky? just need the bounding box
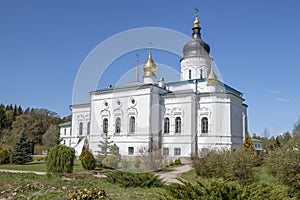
[1,0,300,137]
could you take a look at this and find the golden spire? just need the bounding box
[143,41,157,78]
[193,7,200,28]
[136,53,139,82]
[207,58,218,85]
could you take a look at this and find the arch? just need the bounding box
[164,117,170,134]
[103,118,108,134]
[129,116,135,134]
[175,117,181,133]
[201,117,208,134]
[115,117,121,134]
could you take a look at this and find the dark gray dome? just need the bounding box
[183,27,210,58]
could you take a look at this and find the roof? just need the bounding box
[251,138,263,143]
[59,121,71,127]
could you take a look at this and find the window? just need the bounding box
[64,128,66,135]
[79,122,83,135]
[63,140,66,145]
[163,148,169,156]
[87,122,90,135]
[174,148,181,156]
[200,69,203,79]
[175,117,181,133]
[128,147,134,155]
[103,118,108,134]
[115,117,121,134]
[189,69,192,79]
[129,116,135,134]
[164,117,170,134]
[201,117,208,134]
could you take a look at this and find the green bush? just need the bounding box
[106,170,163,188]
[69,188,107,200]
[102,154,120,169]
[46,145,75,173]
[133,156,141,168]
[81,150,97,170]
[0,149,10,164]
[192,150,258,184]
[121,158,130,169]
[157,179,294,200]
[169,159,174,166]
[174,158,182,165]
[163,160,169,168]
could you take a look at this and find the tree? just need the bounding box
[46,145,75,173]
[11,132,33,164]
[81,149,97,170]
[42,124,60,151]
[242,134,256,152]
[97,132,113,166]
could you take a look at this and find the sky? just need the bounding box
[1,0,300,137]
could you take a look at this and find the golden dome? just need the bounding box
[207,59,218,85]
[143,47,157,78]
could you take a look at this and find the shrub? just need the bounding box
[46,145,75,173]
[102,154,120,169]
[169,159,174,166]
[133,156,141,168]
[157,179,294,200]
[69,188,106,199]
[163,160,169,168]
[81,150,97,170]
[192,150,257,184]
[106,170,163,188]
[121,158,130,169]
[174,158,182,165]
[0,149,10,164]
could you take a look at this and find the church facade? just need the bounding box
[60,13,248,158]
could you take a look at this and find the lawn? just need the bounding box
[0,172,165,200]
[0,160,88,173]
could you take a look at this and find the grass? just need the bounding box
[180,169,197,182]
[0,172,166,200]
[0,160,90,173]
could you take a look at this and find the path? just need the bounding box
[155,164,193,184]
[0,169,46,175]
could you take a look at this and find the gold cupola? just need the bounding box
[207,58,218,85]
[143,44,157,80]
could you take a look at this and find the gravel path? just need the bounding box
[155,164,193,184]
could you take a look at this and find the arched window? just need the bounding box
[87,122,90,135]
[200,69,203,79]
[189,69,192,79]
[115,117,121,134]
[175,117,181,133]
[201,117,208,134]
[164,117,170,134]
[103,118,108,134]
[129,116,135,134]
[79,122,83,135]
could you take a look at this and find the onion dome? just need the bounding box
[183,10,210,58]
[143,46,157,78]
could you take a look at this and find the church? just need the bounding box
[60,11,248,158]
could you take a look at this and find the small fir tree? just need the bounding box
[81,149,97,170]
[11,132,32,164]
[79,138,89,160]
[97,132,113,166]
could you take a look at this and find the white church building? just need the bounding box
[60,12,248,158]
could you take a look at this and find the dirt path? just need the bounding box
[155,164,193,184]
[0,169,46,175]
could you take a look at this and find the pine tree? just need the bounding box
[11,132,33,164]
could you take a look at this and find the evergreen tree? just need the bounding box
[242,134,256,152]
[11,132,33,164]
[97,132,114,166]
[46,145,75,173]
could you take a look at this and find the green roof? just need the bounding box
[58,121,71,127]
[251,138,263,143]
